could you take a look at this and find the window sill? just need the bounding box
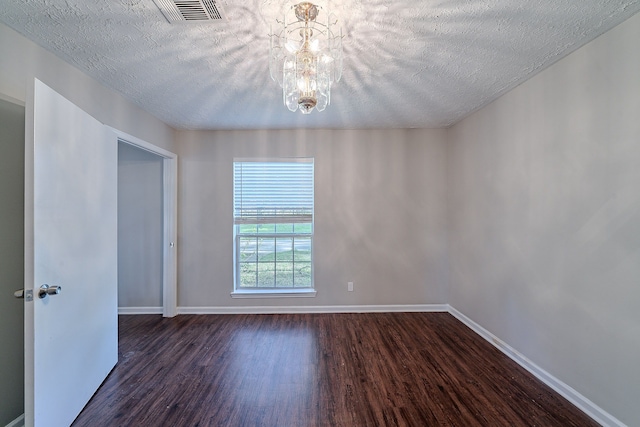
[230,289,317,299]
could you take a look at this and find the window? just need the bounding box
[233,159,314,295]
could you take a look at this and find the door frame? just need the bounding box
[109,127,178,318]
[0,92,26,427]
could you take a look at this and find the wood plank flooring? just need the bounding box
[72,313,598,426]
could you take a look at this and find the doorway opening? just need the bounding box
[113,129,178,318]
[118,142,164,313]
[0,94,26,427]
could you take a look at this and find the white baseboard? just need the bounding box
[118,306,163,315]
[177,304,448,315]
[448,305,625,427]
[5,414,24,427]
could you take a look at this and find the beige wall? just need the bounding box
[447,12,640,426]
[176,128,449,308]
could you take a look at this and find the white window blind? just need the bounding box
[233,159,314,224]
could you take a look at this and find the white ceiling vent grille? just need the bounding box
[152,0,228,22]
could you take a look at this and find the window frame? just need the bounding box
[231,158,316,298]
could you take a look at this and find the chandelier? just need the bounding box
[269,2,343,114]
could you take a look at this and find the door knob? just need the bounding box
[14,289,24,299]
[39,284,62,299]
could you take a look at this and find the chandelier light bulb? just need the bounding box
[269,1,343,114]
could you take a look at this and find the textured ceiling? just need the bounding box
[1,0,639,130]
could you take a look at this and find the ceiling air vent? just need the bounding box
[152,0,228,22]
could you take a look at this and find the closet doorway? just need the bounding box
[115,130,177,317]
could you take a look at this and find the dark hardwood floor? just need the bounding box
[72,313,597,426]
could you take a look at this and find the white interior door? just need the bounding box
[24,79,118,427]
